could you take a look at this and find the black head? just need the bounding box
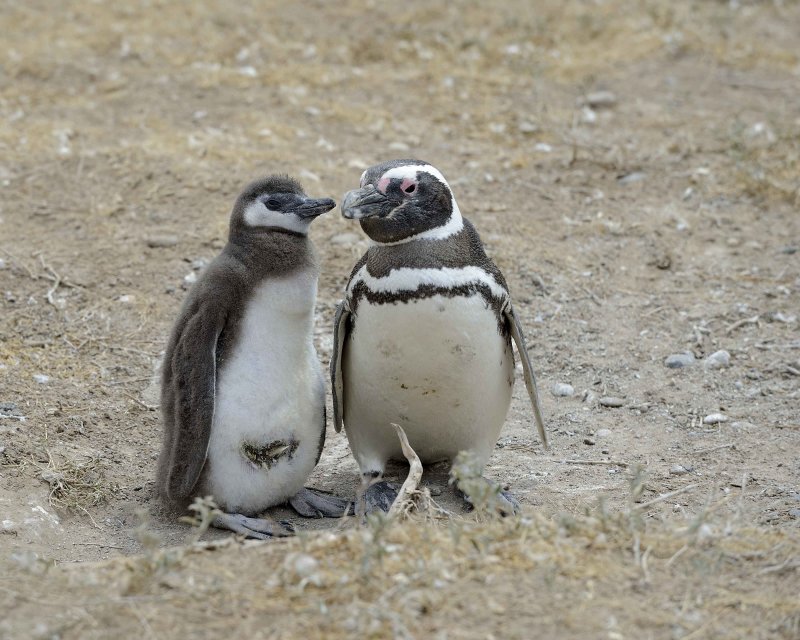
[229,174,336,238]
[341,159,462,244]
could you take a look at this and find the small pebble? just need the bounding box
[145,234,179,248]
[704,350,731,370]
[191,258,209,271]
[580,106,597,124]
[583,437,595,446]
[703,413,729,425]
[670,464,689,476]
[598,396,625,408]
[665,352,695,368]
[183,272,198,285]
[551,383,574,397]
[33,374,50,384]
[286,553,318,577]
[596,428,612,438]
[696,524,714,542]
[0,259,6,270]
[581,90,617,108]
[617,171,646,185]
[329,232,361,246]
[283,552,323,587]
[769,311,797,324]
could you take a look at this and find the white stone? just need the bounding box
[551,383,574,397]
[704,350,731,370]
[665,352,695,368]
[329,232,361,246]
[703,413,729,425]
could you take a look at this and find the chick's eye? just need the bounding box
[266,199,280,209]
[403,184,416,194]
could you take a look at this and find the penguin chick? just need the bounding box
[331,160,547,515]
[157,175,350,538]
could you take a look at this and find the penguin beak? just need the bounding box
[341,185,388,219]
[295,197,337,219]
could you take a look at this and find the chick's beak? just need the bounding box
[296,197,336,219]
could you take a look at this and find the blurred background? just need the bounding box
[1,1,799,636]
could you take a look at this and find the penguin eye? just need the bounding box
[266,198,281,209]
[400,178,417,193]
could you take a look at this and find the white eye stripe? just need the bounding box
[243,202,310,234]
[379,164,451,189]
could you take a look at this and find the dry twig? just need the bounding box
[692,443,736,455]
[562,459,629,467]
[725,315,759,335]
[634,484,697,511]
[387,423,423,518]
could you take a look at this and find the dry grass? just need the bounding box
[5,455,799,638]
[36,452,118,515]
[3,497,798,639]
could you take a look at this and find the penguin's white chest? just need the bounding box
[204,268,324,514]
[343,293,514,472]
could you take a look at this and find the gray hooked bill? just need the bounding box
[341,184,387,219]
[296,196,337,219]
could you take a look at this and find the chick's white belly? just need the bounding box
[343,294,514,472]
[202,276,323,515]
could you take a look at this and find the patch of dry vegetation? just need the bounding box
[3,497,798,639]
[36,451,118,515]
[5,458,800,638]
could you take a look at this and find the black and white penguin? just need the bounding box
[157,175,350,538]
[331,159,547,513]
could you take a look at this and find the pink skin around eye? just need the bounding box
[377,177,390,194]
[400,178,416,193]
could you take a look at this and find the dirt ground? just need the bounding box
[1,1,799,638]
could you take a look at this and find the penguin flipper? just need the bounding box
[164,305,225,500]
[503,303,548,449]
[331,300,351,433]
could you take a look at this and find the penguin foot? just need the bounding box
[359,480,399,515]
[496,488,521,516]
[212,513,294,539]
[288,487,354,518]
[458,478,520,517]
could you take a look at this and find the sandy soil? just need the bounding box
[1,1,798,638]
